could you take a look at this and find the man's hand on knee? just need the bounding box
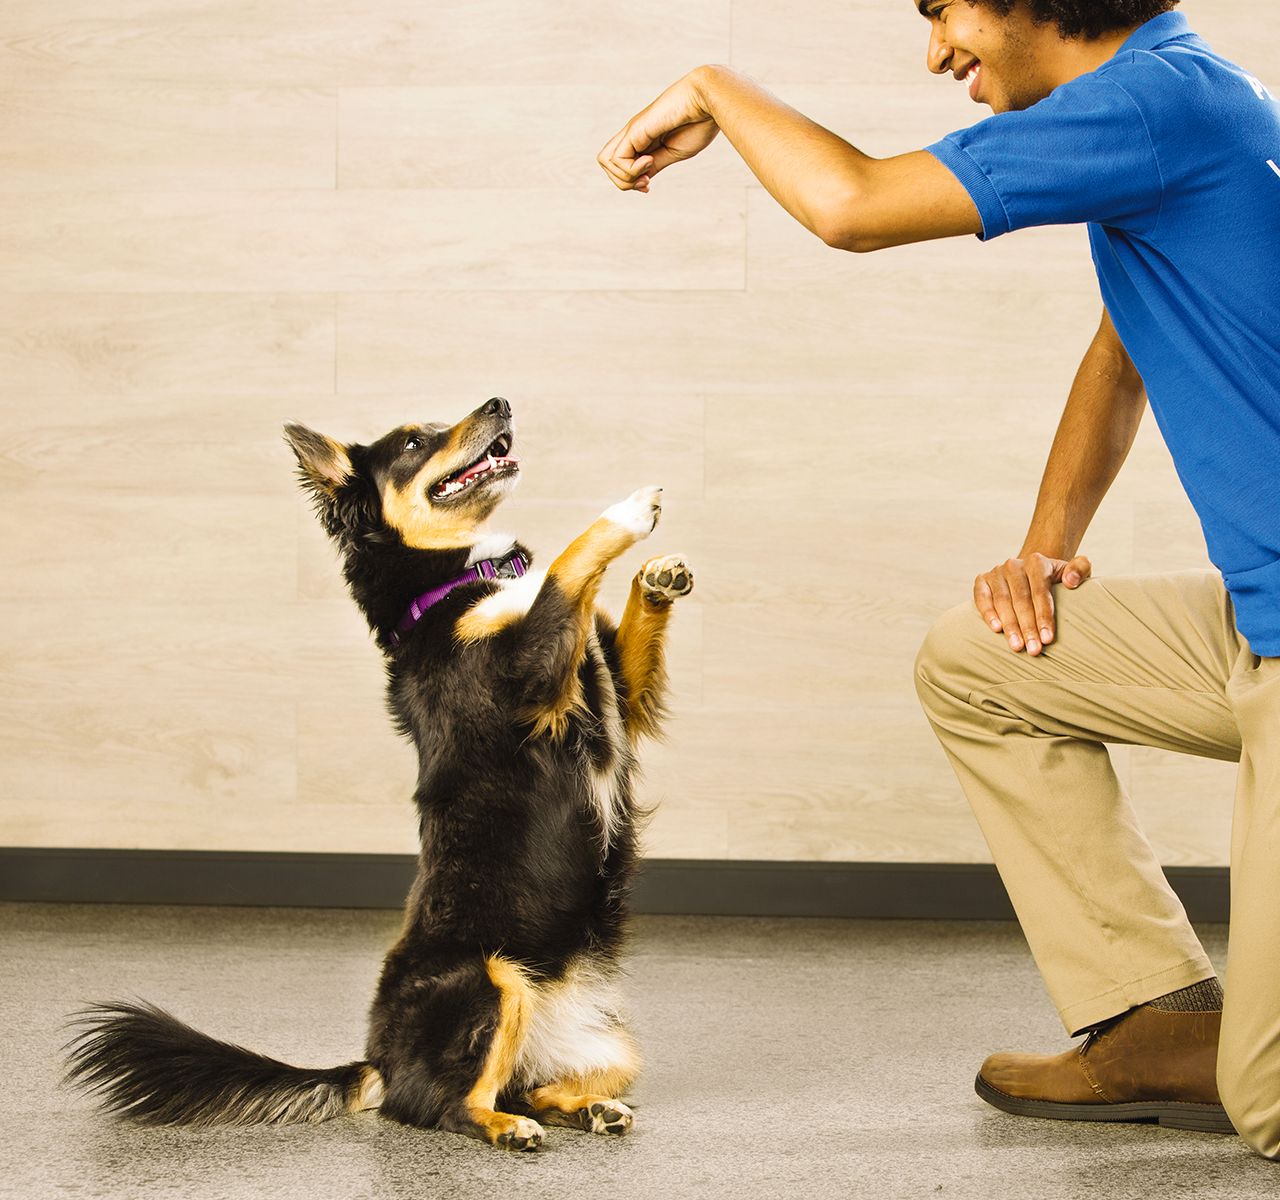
[973,552,1092,655]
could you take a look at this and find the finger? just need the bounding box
[987,570,1024,652]
[598,149,649,190]
[597,128,653,188]
[600,155,647,191]
[1002,561,1039,653]
[597,145,636,190]
[973,575,1003,632]
[640,142,688,179]
[1024,556,1057,651]
[1063,555,1092,587]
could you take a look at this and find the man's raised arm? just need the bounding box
[598,65,982,250]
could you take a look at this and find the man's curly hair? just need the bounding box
[978,0,1179,40]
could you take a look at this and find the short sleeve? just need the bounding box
[925,71,1164,240]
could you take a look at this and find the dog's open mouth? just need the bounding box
[429,434,519,502]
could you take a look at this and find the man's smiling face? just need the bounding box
[918,0,1068,113]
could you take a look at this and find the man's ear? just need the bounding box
[283,423,353,502]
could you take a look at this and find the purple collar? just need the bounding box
[389,549,528,648]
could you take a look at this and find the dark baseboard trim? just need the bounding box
[0,849,1230,921]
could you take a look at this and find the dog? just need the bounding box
[65,396,694,1151]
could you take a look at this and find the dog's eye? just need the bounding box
[403,436,422,453]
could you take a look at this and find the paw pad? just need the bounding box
[497,1117,544,1151]
[586,1099,634,1135]
[640,554,694,602]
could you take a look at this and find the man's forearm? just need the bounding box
[691,65,872,243]
[1020,315,1147,561]
[601,66,980,246]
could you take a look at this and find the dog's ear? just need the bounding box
[283,424,353,502]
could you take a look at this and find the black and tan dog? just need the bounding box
[65,396,693,1151]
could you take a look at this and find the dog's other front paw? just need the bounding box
[584,1099,634,1136]
[639,554,693,603]
[494,1115,545,1151]
[603,486,662,539]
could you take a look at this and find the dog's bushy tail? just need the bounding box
[64,1001,382,1126]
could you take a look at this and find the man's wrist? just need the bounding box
[689,64,734,119]
[1019,537,1073,561]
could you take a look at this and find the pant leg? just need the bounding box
[1219,654,1280,1159]
[915,570,1243,1034]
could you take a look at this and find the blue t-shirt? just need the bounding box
[926,12,1280,655]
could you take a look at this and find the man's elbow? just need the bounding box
[812,199,890,253]
[819,223,888,253]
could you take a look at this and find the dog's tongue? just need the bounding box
[454,454,519,485]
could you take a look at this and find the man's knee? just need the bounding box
[914,600,989,714]
[1219,1057,1280,1159]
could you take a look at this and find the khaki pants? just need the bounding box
[914,570,1280,1158]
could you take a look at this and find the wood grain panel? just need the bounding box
[4,492,296,602]
[0,88,335,191]
[637,705,985,862]
[1129,748,1236,867]
[0,295,334,397]
[338,287,1101,400]
[0,694,295,848]
[2,0,1251,866]
[0,603,302,700]
[732,0,936,85]
[340,86,758,191]
[0,394,308,497]
[0,190,744,293]
[747,190,1100,295]
[0,0,730,88]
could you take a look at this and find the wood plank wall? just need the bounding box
[1,2,1267,864]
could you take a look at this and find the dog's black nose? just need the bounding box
[481,396,511,419]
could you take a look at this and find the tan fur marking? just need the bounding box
[523,1060,639,1133]
[454,598,528,644]
[285,425,352,497]
[453,569,544,645]
[525,517,639,739]
[463,956,535,1142]
[558,1060,640,1099]
[379,418,497,550]
[525,1084,616,1114]
[381,473,483,550]
[615,575,673,743]
[350,1065,385,1112]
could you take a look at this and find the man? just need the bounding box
[597,0,1280,1159]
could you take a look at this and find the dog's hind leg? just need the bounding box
[615,554,694,742]
[522,1064,639,1136]
[377,954,542,1150]
[435,956,542,1151]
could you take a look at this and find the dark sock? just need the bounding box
[1145,977,1224,1013]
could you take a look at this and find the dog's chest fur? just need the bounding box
[454,568,635,849]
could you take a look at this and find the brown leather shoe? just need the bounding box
[975,1005,1234,1133]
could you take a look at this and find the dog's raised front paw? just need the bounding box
[639,554,693,603]
[603,486,662,539]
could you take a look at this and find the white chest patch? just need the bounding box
[459,567,546,628]
[465,535,517,566]
[513,963,636,1088]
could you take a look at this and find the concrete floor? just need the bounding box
[2,903,1275,1200]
